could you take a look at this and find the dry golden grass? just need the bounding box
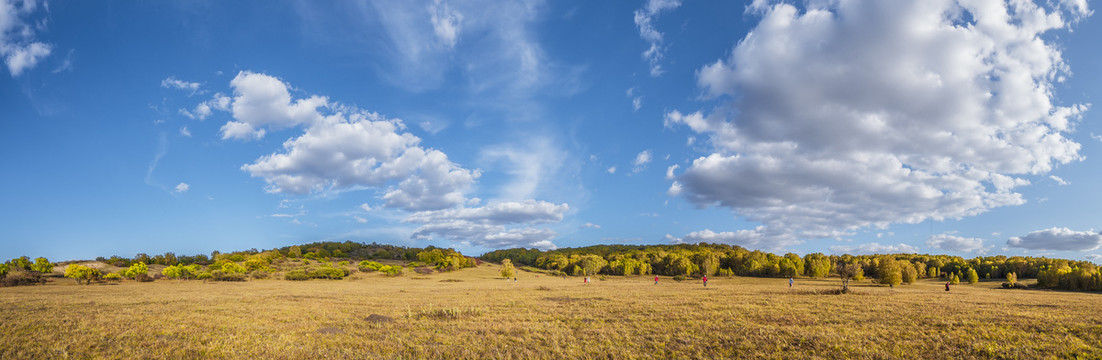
[2,263,1100,359]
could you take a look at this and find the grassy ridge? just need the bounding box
[2,263,1100,359]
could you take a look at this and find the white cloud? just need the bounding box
[667,0,1088,244]
[1,0,52,76]
[633,0,681,76]
[1091,133,1102,143]
[606,166,616,174]
[406,200,568,250]
[221,71,327,140]
[233,72,478,211]
[667,227,797,250]
[632,97,642,111]
[479,138,565,201]
[161,76,201,94]
[354,216,368,224]
[360,203,373,212]
[429,0,463,48]
[174,182,190,193]
[829,242,919,255]
[405,200,566,225]
[580,222,600,229]
[926,233,985,253]
[179,126,191,137]
[665,164,679,180]
[1008,227,1102,251]
[632,150,652,173]
[1049,175,1069,186]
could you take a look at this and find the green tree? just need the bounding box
[901,262,918,284]
[877,256,902,288]
[576,255,608,276]
[1006,272,1017,286]
[804,254,831,278]
[950,272,960,284]
[500,259,516,278]
[64,264,101,285]
[0,263,8,279]
[966,268,979,284]
[124,262,150,281]
[9,256,32,270]
[288,246,302,258]
[31,257,53,273]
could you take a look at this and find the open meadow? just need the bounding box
[2,263,1100,359]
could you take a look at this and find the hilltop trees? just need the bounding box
[31,257,53,273]
[9,256,31,270]
[500,259,516,278]
[0,263,9,279]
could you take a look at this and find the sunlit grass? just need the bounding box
[1,263,1099,359]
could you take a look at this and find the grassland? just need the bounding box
[2,263,1100,359]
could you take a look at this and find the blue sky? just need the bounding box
[3,0,1102,262]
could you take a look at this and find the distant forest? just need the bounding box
[481,243,1102,292]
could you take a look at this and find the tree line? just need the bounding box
[480,243,1102,291]
[4,241,477,286]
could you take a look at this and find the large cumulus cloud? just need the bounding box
[667,0,1089,246]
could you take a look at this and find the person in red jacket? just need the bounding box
[654,275,659,285]
[702,275,708,287]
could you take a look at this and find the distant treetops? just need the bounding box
[480,244,1102,292]
[4,241,479,286]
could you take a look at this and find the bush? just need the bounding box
[103,273,122,281]
[358,260,383,272]
[249,271,269,279]
[285,270,310,281]
[196,272,213,280]
[0,263,8,279]
[211,270,246,282]
[0,272,45,287]
[310,265,348,280]
[672,275,686,282]
[1002,282,1028,289]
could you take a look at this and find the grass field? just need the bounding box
[2,263,1100,359]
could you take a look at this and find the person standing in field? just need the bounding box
[945,282,950,292]
[654,275,659,285]
[702,275,708,287]
[789,277,793,287]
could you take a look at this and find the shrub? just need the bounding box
[310,265,347,280]
[0,263,8,279]
[358,260,383,272]
[1006,272,1017,286]
[211,270,246,282]
[221,261,247,275]
[950,273,960,285]
[338,261,349,267]
[250,271,269,279]
[196,272,213,280]
[379,265,404,276]
[0,272,45,287]
[103,273,122,281]
[672,275,686,282]
[285,270,310,281]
